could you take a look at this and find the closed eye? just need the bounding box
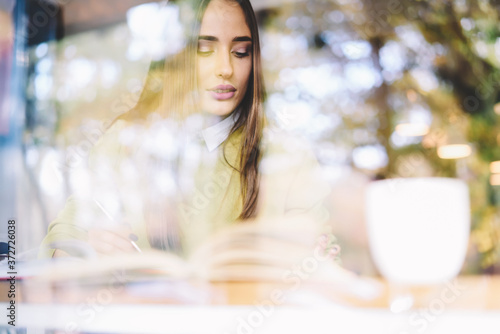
[197,39,214,56]
[197,50,213,56]
[233,51,250,58]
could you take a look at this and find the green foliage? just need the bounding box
[263,0,500,272]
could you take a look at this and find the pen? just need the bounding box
[128,233,142,253]
[94,199,142,253]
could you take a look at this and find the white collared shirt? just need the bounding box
[200,112,237,152]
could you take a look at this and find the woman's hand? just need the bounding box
[53,249,71,257]
[88,226,139,255]
[51,227,140,258]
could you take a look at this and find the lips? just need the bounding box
[208,84,236,100]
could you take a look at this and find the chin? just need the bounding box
[202,103,235,117]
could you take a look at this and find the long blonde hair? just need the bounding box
[121,0,265,222]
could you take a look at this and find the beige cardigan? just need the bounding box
[39,119,331,258]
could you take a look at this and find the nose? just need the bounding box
[215,50,233,79]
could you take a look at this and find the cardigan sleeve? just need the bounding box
[38,195,102,258]
[38,119,151,258]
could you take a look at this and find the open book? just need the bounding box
[27,217,381,303]
[35,217,328,280]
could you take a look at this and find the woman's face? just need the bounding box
[196,0,252,117]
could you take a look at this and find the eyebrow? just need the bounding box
[198,35,252,42]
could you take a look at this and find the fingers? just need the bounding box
[88,227,137,255]
[53,249,71,257]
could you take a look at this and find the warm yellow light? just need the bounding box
[494,102,500,115]
[490,161,500,174]
[395,123,429,137]
[437,144,471,159]
[406,89,418,103]
[490,174,500,186]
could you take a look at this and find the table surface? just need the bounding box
[1,275,500,332]
[2,274,500,306]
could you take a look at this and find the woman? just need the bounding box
[40,0,331,259]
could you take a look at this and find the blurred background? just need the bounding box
[1,0,500,275]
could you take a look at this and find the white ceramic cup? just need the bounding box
[365,177,470,285]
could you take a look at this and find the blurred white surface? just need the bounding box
[5,303,500,334]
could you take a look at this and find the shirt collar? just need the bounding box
[201,112,237,152]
